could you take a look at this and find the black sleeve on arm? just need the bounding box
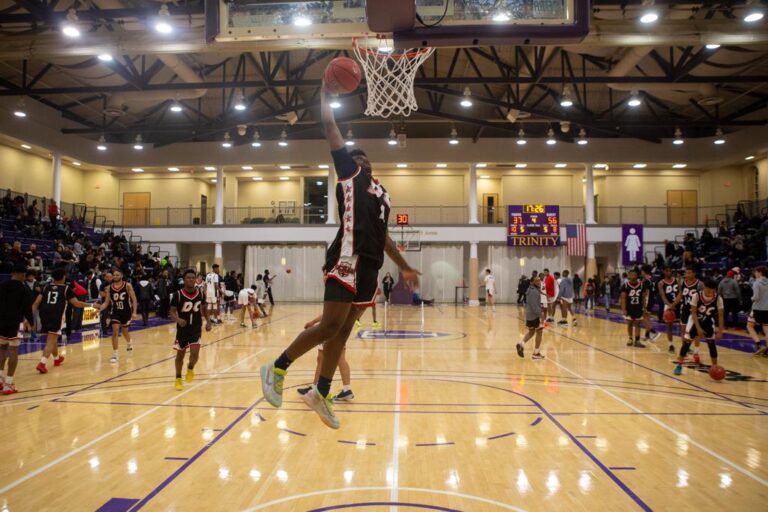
[331,147,359,180]
[22,286,33,324]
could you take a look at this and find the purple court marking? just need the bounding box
[163,457,189,461]
[487,431,515,441]
[576,436,597,439]
[257,408,540,415]
[431,378,652,512]
[54,399,247,410]
[610,467,637,471]
[201,428,223,432]
[337,440,377,446]
[356,329,462,340]
[415,441,455,447]
[27,405,39,410]
[96,498,139,512]
[283,400,538,407]
[256,413,266,422]
[530,417,543,426]
[554,411,766,416]
[309,503,462,512]
[279,428,306,437]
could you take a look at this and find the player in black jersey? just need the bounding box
[672,268,705,364]
[657,267,681,353]
[0,263,34,395]
[98,269,138,364]
[674,279,723,375]
[260,79,420,429]
[620,268,647,348]
[640,265,660,342]
[170,269,212,390]
[32,267,91,374]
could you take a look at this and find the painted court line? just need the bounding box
[487,432,515,441]
[390,350,402,512]
[530,417,543,426]
[0,349,265,496]
[549,357,768,487]
[415,442,455,447]
[610,467,637,471]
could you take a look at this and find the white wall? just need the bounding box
[379,244,464,303]
[244,245,327,301]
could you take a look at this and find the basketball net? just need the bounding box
[352,37,434,118]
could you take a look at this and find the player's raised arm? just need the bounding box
[320,84,345,151]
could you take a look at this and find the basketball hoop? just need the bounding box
[396,243,408,252]
[352,36,434,118]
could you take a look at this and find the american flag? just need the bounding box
[566,224,587,256]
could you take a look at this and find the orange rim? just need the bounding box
[352,37,432,60]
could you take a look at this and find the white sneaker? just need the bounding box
[126,343,133,352]
[259,363,285,408]
[110,355,118,364]
[302,386,340,429]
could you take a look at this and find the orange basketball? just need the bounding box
[709,365,726,381]
[663,308,676,323]
[324,57,361,94]
[286,268,292,274]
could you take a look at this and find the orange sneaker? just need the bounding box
[692,354,701,365]
[36,362,48,374]
[2,384,17,395]
[54,356,65,367]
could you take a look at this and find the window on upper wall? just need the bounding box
[304,178,327,224]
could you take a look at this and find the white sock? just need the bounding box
[6,375,13,384]
[40,356,47,364]
[113,350,119,356]
[694,347,700,354]
[343,385,351,392]
[0,370,4,380]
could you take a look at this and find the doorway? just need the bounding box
[483,193,499,224]
[122,192,150,226]
[667,190,698,225]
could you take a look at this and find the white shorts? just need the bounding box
[486,289,495,297]
[238,296,251,306]
[560,297,573,304]
[205,297,218,305]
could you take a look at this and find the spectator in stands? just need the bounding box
[156,269,172,319]
[26,199,39,220]
[135,276,154,326]
[573,273,583,309]
[47,199,59,227]
[516,274,529,305]
[718,270,741,328]
[9,241,23,264]
[2,190,12,216]
[602,276,612,311]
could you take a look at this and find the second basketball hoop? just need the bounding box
[352,36,434,118]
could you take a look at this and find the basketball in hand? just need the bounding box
[324,57,361,94]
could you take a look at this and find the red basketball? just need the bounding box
[324,57,361,94]
[663,308,676,323]
[709,365,726,381]
[286,268,292,274]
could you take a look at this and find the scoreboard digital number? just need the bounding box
[507,205,561,247]
[396,214,409,226]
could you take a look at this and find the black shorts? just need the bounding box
[324,258,379,308]
[680,306,692,325]
[111,310,132,326]
[626,308,644,320]
[174,330,201,351]
[0,322,21,340]
[688,322,715,340]
[750,310,768,325]
[525,318,542,330]
[40,312,65,335]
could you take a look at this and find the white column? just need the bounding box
[586,242,597,280]
[468,242,480,306]
[326,168,336,224]
[215,167,224,225]
[468,164,479,224]
[214,242,223,268]
[52,152,62,206]
[585,163,596,225]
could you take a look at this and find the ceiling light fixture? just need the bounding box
[745,155,755,161]
[480,175,490,179]
[97,135,107,151]
[221,132,232,148]
[673,127,684,145]
[713,128,726,145]
[133,134,144,150]
[329,96,341,109]
[633,163,647,169]
[97,53,113,62]
[170,101,183,113]
[594,163,608,169]
[639,0,659,24]
[516,128,527,146]
[319,164,329,169]
[460,87,473,108]
[577,128,588,145]
[20,144,31,150]
[345,129,355,146]
[449,127,459,145]
[492,12,510,22]
[436,163,447,168]
[673,163,687,168]
[515,163,527,168]
[72,161,81,166]
[242,165,253,170]
[251,131,262,148]
[204,166,216,171]
[559,88,574,108]
[154,3,173,34]
[546,128,557,145]
[131,168,144,173]
[278,129,288,147]
[555,163,567,168]
[279,165,291,170]
[13,100,26,118]
[627,90,642,107]
[168,167,180,172]
[387,128,398,146]
[279,176,290,181]
[233,92,247,111]
[744,1,765,22]
[61,9,81,38]
[705,44,721,50]
[252,176,263,181]
[396,163,408,168]
[476,163,487,168]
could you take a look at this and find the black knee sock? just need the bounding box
[274,351,293,371]
[708,341,718,359]
[679,341,692,360]
[317,375,332,398]
[176,373,181,379]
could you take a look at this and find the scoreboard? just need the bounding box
[507,205,561,247]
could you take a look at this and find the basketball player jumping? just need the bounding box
[33,267,92,373]
[170,269,212,390]
[260,79,419,429]
[98,268,138,363]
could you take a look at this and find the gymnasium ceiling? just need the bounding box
[0,0,767,150]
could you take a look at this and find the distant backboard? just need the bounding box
[216,0,588,47]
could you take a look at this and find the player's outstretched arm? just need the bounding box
[320,84,344,151]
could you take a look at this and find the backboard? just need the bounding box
[215,0,588,47]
